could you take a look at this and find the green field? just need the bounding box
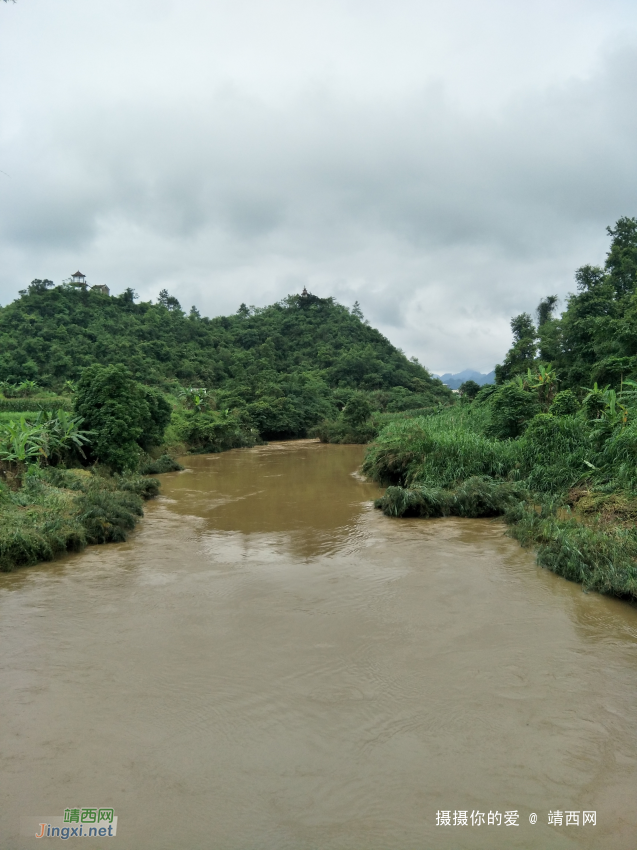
[0,411,24,421]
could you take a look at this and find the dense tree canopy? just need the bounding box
[0,286,450,438]
[496,216,637,391]
[74,365,171,471]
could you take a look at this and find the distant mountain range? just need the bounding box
[433,369,496,390]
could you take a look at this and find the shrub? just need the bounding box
[362,414,517,488]
[178,409,258,453]
[486,383,540,439]
[138,454,184,475]
[374,477,526,518]
[312,417,379,444]
[549,390,580,416]
[517,413,592,492]
[74,365,171,472]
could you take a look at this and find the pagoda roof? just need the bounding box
[72,270,86,277]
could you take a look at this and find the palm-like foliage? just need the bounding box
[583,383,629,428]
[179,386,210,412]
[515,364,558,410]
[0,411,92,466]
[0,417,47,463]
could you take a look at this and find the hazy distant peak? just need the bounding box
[433,369,496,390]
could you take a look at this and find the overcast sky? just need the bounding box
[1,0,636,373]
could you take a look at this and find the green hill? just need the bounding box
[0,283,450,438]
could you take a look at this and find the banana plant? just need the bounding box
[16,380,39,397]
[583,384,628,428]
[30,410,93,461]
[0,412,93,466]
[0,381,19,398]
[527,363,558,410]
[582,382,609,419]
[0,417,48,463]
[602,389,628,428]
[514,364,558,410]
[179,386,210,412]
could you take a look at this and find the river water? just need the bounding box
[1,441,637,848]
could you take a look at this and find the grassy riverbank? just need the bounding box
[362,389,637,600]
[0,466,160,572]
[360,218,637,601]
[0,381,178,572]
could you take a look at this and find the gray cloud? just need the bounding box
[1,1,636,372]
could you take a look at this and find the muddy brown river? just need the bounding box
[2,441,637,848]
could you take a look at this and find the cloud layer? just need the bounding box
[1,0,636,372]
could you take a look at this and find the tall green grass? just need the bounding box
[362,409,514,488]
[597,420,637,490]
[505,500,637,598]
[0,397,72,412]
[0,468,159,572]
[515,413,593,493]
[375,477,526,519]
[363,405,637,601]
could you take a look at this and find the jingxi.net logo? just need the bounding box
[21,808,117,839]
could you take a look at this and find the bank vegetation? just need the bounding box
[363,217,637,601]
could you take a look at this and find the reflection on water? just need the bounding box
[165,440,379,559]
[1,440,637,849]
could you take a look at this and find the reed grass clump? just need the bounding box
[504,500,637,598]
[375,477,527,518]
[138,454,184,475]
[0,467,158,572]
[515,413,593,492]
[362,415,516,487]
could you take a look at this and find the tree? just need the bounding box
[495,313,537,384]
[28,279,54,295]
[139,387,171,451]
[486,383,540,439]
[157,289,181,312]
[343,393,372,427]
[74,365,170,472]
[605,216,637,299]
[536,295,558,327]
[458,380,481,400]
[118,287,137,304]
[0,282,451,433]
[536,295,562,364]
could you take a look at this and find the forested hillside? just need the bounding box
[0,284,449,438]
